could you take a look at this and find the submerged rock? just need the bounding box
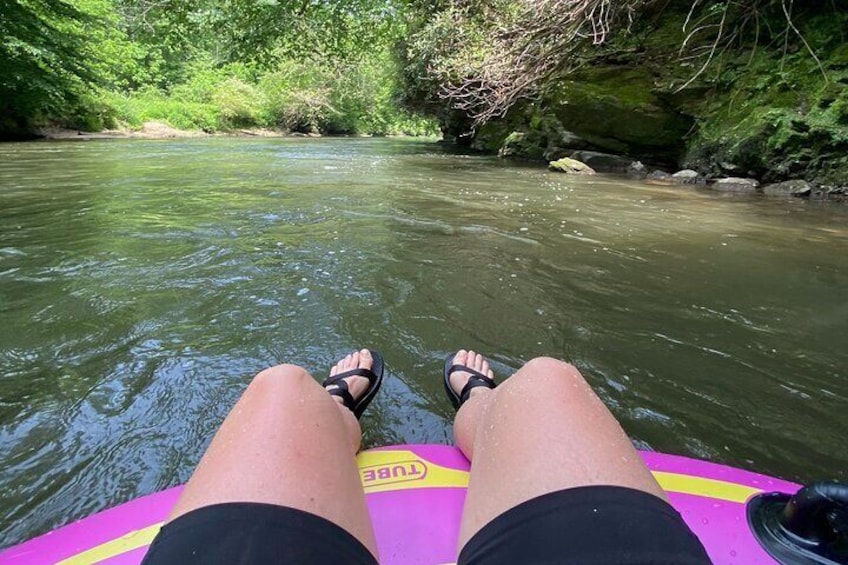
[627,161,648,180]
[762,180,812,197]
[713,177,760,192]
[549,157,596,174]
[826,186,847,200]
[645,170,674,186]
[672,169,706,185]
[569,151,635,173]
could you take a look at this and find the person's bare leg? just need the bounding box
[168,350,378,558]
[451,351,666,549]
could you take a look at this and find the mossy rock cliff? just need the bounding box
[451,4,848,187]
[683,12,848,185]
[543,66,692,163]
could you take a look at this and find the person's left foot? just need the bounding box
[443,349,497,410]
[327,350,374,406]
[448,349,495,402]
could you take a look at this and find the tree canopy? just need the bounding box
[1,0,99,134]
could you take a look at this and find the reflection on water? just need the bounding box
[0,137,846,546]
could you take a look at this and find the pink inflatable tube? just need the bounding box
[0,445,802,564]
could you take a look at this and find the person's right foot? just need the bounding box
[327,350,374,407]
[449,349,496,402]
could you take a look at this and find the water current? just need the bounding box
[0,137,846,547]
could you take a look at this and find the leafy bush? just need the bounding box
[98,47,437,136]
[60,90,117,131]
[212,78,265,127]
[258,62,334,131]
[105,89,220,131]
[170,61,258,103]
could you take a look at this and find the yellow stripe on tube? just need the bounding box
[653,471,760,503]
[56,523,162,565]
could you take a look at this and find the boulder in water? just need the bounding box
[627,161,648,180]
[713,177,760,192]
[569,151,635,173]
[548,157,596,174]
[762,180,812,197]
[645,170,674,186]
[499,131,545,160]
[672,169,706,185]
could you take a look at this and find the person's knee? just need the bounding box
[249,364,314,395]
[516,356,587,387]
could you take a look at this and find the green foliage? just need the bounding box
[213,0,405,63]
[257,61,334,131]
[0,0,440,138]
[684,8,848,184]
[399,3,500,114]
[325,53,439,135]
[0,0,99,135]
[112,0,212,88]
[102,53,438,136]
[60,89,117,131]
[104,89,221,131]
[211,78,265,128]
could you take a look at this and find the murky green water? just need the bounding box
[1,137,846,547]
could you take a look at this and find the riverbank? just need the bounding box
[37,122,211,141]
[33,121,428,141]
[543,151,847,202]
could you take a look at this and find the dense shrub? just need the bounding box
[104,53,439,136]
[212,78,265,128]
[258,62,333,131]
[104,89,220,131]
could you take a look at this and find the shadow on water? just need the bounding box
[0,137,846,547]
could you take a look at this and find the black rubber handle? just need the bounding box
[780,482,848,543]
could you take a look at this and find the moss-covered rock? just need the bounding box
[468,103,592,161]
[683,19,848,186]
[549,157,595,174]
[451,3,848,187]
[542,66,693,164]
[498,131,545,159]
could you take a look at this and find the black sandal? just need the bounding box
[323,350,385,419]
[443,352,497,410]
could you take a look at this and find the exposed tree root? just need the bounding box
[427,0,830,128]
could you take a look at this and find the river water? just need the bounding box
[0,137,846,547]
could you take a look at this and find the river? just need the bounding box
[0,137,846,547]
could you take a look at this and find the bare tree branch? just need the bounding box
[419,0,831,128]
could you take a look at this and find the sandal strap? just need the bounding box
[459,376,497,404]
[324,367,376,386]
[449,364,497,405]
[326,380,355,410]
[323,368,377,412]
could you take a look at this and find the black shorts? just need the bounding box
[142,487,710,564]
[459,486,712,564]
[141,502,378,565]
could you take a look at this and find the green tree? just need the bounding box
[212,0,405,63]
[113,0,212,88]
[0,0,100,137]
